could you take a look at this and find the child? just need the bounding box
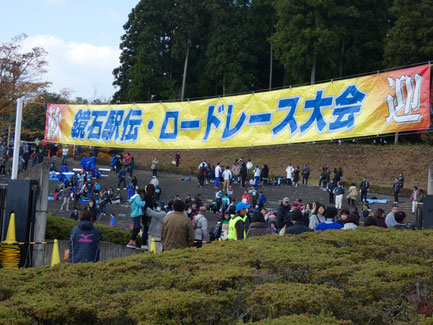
[270,221,278,235]
[221,193,230,213]
[221,212,231,240]
[110,213,116,227]
[155,185,161,201]
[127,184,135,200]
[258,191,267,209]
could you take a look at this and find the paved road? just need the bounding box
[41,157,414,232]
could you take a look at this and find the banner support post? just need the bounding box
[11,98,23,180]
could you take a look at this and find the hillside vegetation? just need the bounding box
[1,229,433,324]
[127,144,432,193]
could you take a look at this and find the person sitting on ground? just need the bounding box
[364,215,379,227]
[160,199,194,251]
[315,207,343,231]
[375,208,387,227]
[385,204,399,228]
[50,162,57,172]
[393,211,409,229]
[336,209,350,226]
[193,206,208,248]
[59,164,69,173]
[246,211,271,238]
[309,203,326,230]
[70,207,79,221]
[276,197,291,231]
[285,208,314,235]
[68,210,100,264]
[342,213,359,230]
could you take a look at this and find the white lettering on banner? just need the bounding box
[385,74,423,125]
[46,106,63,140]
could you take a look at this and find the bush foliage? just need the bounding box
[46,215,140,246]
[2,229,433,324]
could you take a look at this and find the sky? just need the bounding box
[0,0,139,101]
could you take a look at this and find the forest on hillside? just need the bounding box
[112,0,433,103]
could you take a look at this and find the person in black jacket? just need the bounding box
[69,210,100,263]
[360,177,370,203]
[240,163,247,188]
[261,164,269,186]
[276,198,291,230]
[327,179,336,204]
[393,178,401,203]
[285,209,314,235]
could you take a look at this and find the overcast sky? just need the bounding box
[1,0,139,101]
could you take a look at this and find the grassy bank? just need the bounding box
[124,143,432,196]
[1,229,433,324]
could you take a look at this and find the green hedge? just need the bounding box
[1,229,433,324]
[46,215,140,246]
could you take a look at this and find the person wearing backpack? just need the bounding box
[192,206,208,248]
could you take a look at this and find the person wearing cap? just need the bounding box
[315,206,343,231]
[285,209,313,235]
[276,197,291,230]
[228,202,249,240]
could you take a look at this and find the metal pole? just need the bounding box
[11,98,23,180]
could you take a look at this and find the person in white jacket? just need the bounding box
[285,164,294,186]
[342,213,359,230]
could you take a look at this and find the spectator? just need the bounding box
[254,166,261,188]
[62,146,68,165]
[276,197,291,230]
[342,213,359,230]
[150,176,159,188]
[129,157,135,177]
[334,181,345,210]
[70,207,79,220]
[309,203,326,230]
[160,199,194,251]
[360,177,370,203]
[60,186,72,211]
[261,164,269,186]
[151,157,159,177]
[117,167,127,190]
[246,159,253,174]
[302,165,310,185]
[241,190,250,204]
[393,178,401,203]
[258,191,267,209]
[385,204,399,228]
[86,198,98,223]
[68,210,100,263]
[146,204,166,253]
[393,211,409,229]
[222,166,232,192]
[175,151,181,168]
[410,186,420,215]
[214,162,222,188]
[327,179,336,204]
[240,162,247,188]
[346,183,358,206]
[336,208,350,226]
[110,213,116,227]
[375,208,386,227]
[293,166,300,187]
[126,188,145,248]
[285,209,313,235]
[364,216,379,227]
[315,207,343,231]
[246,212,271,238]
[228,202,249,240]
[398,173,405,188]
[285,163,294,186]
[193,206,208,248]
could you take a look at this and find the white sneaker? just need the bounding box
[141,245,149,250]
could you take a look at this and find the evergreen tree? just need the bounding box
[384,0,433,67]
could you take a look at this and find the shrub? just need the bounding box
[1,229,433,324]
[46,215,140,246]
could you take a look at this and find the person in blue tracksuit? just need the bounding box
[69,210,101,263]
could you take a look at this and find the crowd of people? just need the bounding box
[46,150,423,264]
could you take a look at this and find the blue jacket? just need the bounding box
[129,193,145,218]
[59,165,69,172]
[69,220,100,263]
[335,186,345,195]
[90,157,97,170]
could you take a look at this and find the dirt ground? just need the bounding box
[127,143,432,191]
